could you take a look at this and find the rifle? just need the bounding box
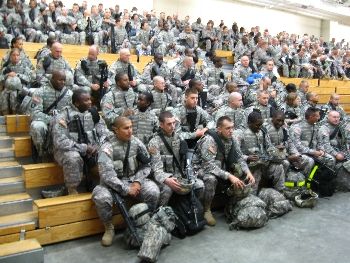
[86,17,94,45]
[96,60,108,109]
[127,63,133,81]
[110,190,142,246]
[110,23,117,54]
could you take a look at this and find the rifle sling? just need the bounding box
[123,141,131,178]
[44,87,69,115]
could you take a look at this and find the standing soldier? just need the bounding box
[92,117,160,246]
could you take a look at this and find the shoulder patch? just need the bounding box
[104,103,113,110]
[148,146,158,155]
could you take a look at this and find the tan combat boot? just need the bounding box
[101,222,115,246]
[67,187,78,195]
[204,203,216,226]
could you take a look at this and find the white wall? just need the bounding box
[330,21,350,43]
[153,0,322,37]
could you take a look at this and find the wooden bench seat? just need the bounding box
[6,115,30,134]
[0,239,43,260]
[23,163,63,189]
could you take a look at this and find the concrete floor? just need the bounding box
[44,192,350,263]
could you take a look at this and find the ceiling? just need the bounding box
[236,0,350,25]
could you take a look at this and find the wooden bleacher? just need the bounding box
[1,43,350,251]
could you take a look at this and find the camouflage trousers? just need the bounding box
[54,150,84,189]
[205,39,218,52]
[92,179,160,223]
[0,89,17,114]
[314,153,336,169]
[197,173,218,208]
[157,174,204,206]
[29,120,49,157]
[335,163,350,192]
[282,154,314,176]
[250,163,285,194]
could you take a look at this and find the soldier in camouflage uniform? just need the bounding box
[1,37,33,71]
[92,116,160,246]
[300,92,319,117]
[245,90,274,124]
[148,111,204,206]
[89,5,102,45]
[267,38,281,65]
[260,59,277,81]
[234,36,252,63]
[232,56,252,85]
[150,76,173,115]
[171,56,195,90]
[52,89,109,194]
[214,92,247,130]
[277,45,293,77]
[101,72,137,128]
[289,107,335,169]
[202,56,226,90]
[98,9,114,48]
[292,48,312,78]
[55,7,79,44]
[234,111,285,194]
[30,70,73,158]
[191,17,204,42]
[194,116,255,225]
[108,18,131,53]
[33,7,56,42]
[131,21,153,56]
[201,21,219,52]
[129,92,158,145]
[0,48,33,115]
[178,25,197,50]
[211,81,239,109]
[319,94,347,121]
[253,40,271,71]
[153,22,178,56]
[297,80,309,104]
[317,111,350,191]
[75,9,89,45]
[74,45,110,94]
[36,42,73,85]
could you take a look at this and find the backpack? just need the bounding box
[307,162,336,197]
[169,192,206,238]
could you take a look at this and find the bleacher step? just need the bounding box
[0,116,5,125]
[0,137,13,149]
[0,211,37,236]
[0,176,25,196]
[0,239,43,263]
[0,162,22,178]
[0,125,6,135]
[0,193,33,217]
[0,148,15,162]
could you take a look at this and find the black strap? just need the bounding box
[158,133,185,178]
[329,126,340,140]
[44,88,69,115]
[309,125,315,148]
[123,141,131,177]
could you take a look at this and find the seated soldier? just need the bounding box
[148,111,204,206]
[245,90,275,125]
[101,72,137,128]
[320,93,347,122]
[280,92,303,125]
[194,116,254,226]
[52,89,109,194]
[234,111,285,194]
[92,117,160,247]
[318,111,350,191]
[150,76,173,115]
[30,70,73,161]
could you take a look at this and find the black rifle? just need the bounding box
[127,63,133,81]
[150,63,161,80]
[181,68,195,82]
[94,60,108,110]
[110,23,117,54]
[110,190,142,246]
[86,17,94,45]
[185,149,199,226]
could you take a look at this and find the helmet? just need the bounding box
[294,190,318,208]
[174,178,194,195]
[41,186,65,198]
[227,183,252,199]
[128,203,151,226]
[5,76,22,91]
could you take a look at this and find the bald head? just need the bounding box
[330,93,340,106]
[228,92,242,108]
[113,116,131,129]
[119,48,131,62]
[51,42,62,59]
[183,56,194,68]
[88,45,99,61]
[153,76,165,91]
[328,110,340,126]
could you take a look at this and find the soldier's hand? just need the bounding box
[164,177,182,192]
[312,150,324,157]
[195,128,207,138]
[86,145,98,156]
[228,174,244,189]
[91,84,100,91]
[129,80,137,87]
[247,155,259,162]
[128,182,141,197]
[122,109,135,117]
[336,153,345,161]
[288,154,301,162]
[246,171,255,185]
[7,72,16,77]
[103,81,109,88]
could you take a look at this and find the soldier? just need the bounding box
[36,42,73,85]
[140,53,172,86]
[202,56,226,89]
[152,22,177,56]
[74,45,109,95]
[101,72,137,128]
[1,37,33,71]
[329,48,349,80]
[172,88,212,146]
[52,89,109,194]
[260,59,277,81]
[300,92,319,117]
[178,24,197,50]
[0,48,33,115]
[320,94,347,121]
[212,81,239,109]
[148,111,204,206]
[191,17,204,42]
[277,44,293,77]
[280,92,303,125]
[297,80,309,104]
[171,56,195,90]
[253,40,271,70]
[318,111,350,191]
[289,107,335,169]
[108,48,141,89]
[75,9,89,45]
[30,70,73,159]
[234,111,285,194]
[129,92,158,145]
[232,55,252,85]
[98,9,115,48]
[234,36,252,63]
[131,21,153,56]
[245,90,275,124]
[55,7,79,44]
[194,116,254,225]
[214,92,247,130]
[92,116,160,246]
[201,21,219,52]
[109,18,131,53]
[266,111,314,176]
[150,76,173,115]
[267,37,281,65]
[33,7,56,42]
[292,47,312,78]
[89,5,102,45]
[219,26,233,51]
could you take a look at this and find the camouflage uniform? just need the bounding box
[74,57,106,92]
[1,49,33,71]
[289,120,335,168]
[214,106,247,130]
[148,132,204,205]
[245,103,273,124]
[30,84,72,156]
[277,51,293,77]
[202,66,226,89]
[131,29,152,56]
[33,14,56,42]
[292,54,312,78]
[52,105,109,189]
[108,26,131,53]
[150,89,172,116]
[6,11,37,41]
[55,14,79,44]
[90,14,102,45]
[178,31,197,50]
[171,63,196,89]
[36,54,72,84]
[76,15,88,45]
[232,64,252,85]
[98,19,115,47]
[92,135,160,223]
[253,47,271,70]
[234,41,252,63]
[108,59,140,86]
[100,86,137,127]
[234,128,285,193]
[201,27,219,52]
[267,44,281,64]
[129,108,158,145]
[320,102,347,121]
[153,29,177,56]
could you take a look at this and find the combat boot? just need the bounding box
[101,222,115,246]
[67,187,78,195]
[204,209,216,226]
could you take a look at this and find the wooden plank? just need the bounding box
[5,115,30,134]
[0,215,123,245]
[23,163,63,189]
[0,193,31,204]
[319,79,343,88]
[336,86,350,95]
[318,94,330,104]
[14,136,32,158]
[0,221,36,236]
[0,239,41,257]
[309,87,335,95]
[340,95,350,104]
